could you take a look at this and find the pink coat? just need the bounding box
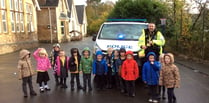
[55,56,69,76]
[33,49,51,71]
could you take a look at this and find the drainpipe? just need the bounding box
[48,7,53,43]
[34,0,41,11]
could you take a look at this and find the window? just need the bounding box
[20,13,24,32]
[2,10,7,33]
[26,4,34,32]
[15,0,18,11]
[1,0,7,33]
[61,21,65,35]
[19,0,23,12]
[1,0,6,9]
[10,0,14,10]
[10,12,15,32]
[16,13,20,32]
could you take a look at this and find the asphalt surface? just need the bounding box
[0,37,209,103]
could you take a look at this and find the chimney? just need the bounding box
[37,0,47,6]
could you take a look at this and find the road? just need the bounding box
[0,37,209,103]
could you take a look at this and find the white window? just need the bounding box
[10,0,14,10]
[15,0,19,11]
[16,13,20,32]
[19,0,23,12]
[10,12,15,32]
[1,0,6,9]
[26,4,34,32]
[2,10,7,33]
[20,13,24,32]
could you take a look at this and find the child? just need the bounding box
[50,44,61,86]
[159,53,180,103]
[55,50,69,88]
[119,48,127,93]
[158,54,166,99]
[93,50,108,90]
[79,47,93,91]
[142,52,161,103]
[111,50,121,89]
[69,48,83,91]
[18,49,37,97]
[121,51,139,97]
[104,48,113,89]
[33,48,51,93]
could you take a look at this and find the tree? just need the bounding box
[108,0,169,24]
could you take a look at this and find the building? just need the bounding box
[76,5,88,37]
[0,0,40,55]
[37,0,70,43]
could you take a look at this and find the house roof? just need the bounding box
[76,5,85,24]
[67,0,73,17]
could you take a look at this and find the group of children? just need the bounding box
[17,44,180,103]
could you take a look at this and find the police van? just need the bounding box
[92,19,148,55]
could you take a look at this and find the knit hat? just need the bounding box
[119,48,126,53]
[53,43,60,48]
[126,50,134,56]
[96,50,103,56]
[39,48,48,57]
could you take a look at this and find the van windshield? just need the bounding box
[98,23,147,40]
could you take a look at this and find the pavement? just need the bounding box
[0,37,209,103]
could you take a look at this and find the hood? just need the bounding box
[146,52,157,59]
[96,50,103,56]
[126,50,134,56]
[19,49,30,59]
[70,48,80,57]
[82,47,91,56]
[164,53,174,64]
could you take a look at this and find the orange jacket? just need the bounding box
[121,59,139,81]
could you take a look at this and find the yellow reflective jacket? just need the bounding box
[138,29,165,57]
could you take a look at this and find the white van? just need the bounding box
[92,19,148,55]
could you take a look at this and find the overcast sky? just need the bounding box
[74,0,118,5]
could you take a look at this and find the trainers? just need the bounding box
[40,87,44,93]
[44,85,51,91]
[148,99,153,102]
[153,100,158,103]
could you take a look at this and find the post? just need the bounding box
[201,8,205,59]
[48,7,53,43]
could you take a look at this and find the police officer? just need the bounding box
[138,23,165,61]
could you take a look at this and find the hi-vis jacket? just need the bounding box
[138,29,165,57]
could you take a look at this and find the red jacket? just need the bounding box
[121,59,139,81]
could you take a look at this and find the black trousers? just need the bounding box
[113,74,120,89]
[149,85,158,100]
[60,77,67,86]
[125,80,135,95]
[96,75,105,89]
[119,77,127,92]
[167,88,176,103]
[70,73,81,88]
[158,85,166,97]
[106,67,113,87]
[83,74,92,89]
[22,76,35,95]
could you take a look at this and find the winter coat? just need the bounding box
[142,52,161,85]
[112,58,121,74]
[121,59,139,81]
[55,56,69,76]
[93,51,108,75]
[159,53,180,88]
[50,50,60,67]
[17,49,36,80]
[33,48,51,72]
[79,57,93,74]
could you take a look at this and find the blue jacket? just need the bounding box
[93,51,108,75]
[142,52,161,85]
